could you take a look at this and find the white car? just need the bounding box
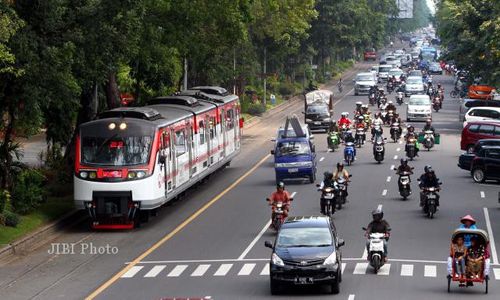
[385,56,401,68]
[407,95,432,122]
[463,107,500,127]
[404,76,425,97]
[354,72,377,95]
[378,64,393,82]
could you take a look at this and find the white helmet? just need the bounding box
[388,100,393,104]
[356,101,362,106]
[341,112,348,117]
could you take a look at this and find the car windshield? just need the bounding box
[356,75,373,81]
[306,105,329,114]
[409,98,430,105]
[276,141,310,157]
[276,227,333,247]
[407,78,422,84]
[389,70,403,76]
[81,123,154,166]
[379,66,392,72]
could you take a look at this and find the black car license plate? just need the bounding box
[295,277,314,285]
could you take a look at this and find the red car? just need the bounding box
[364,51,377,61]
[461,121,500,152]
[468,85,495,100]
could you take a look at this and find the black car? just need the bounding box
[265,216,344,295]
[304,103,333,131]
[458,139,500,171]
[470,146,500,182]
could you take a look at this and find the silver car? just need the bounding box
[404,76,425,97]
[354,73,377,95]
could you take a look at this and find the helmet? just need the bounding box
[361,104,368,109]
[388,100,393,104]
[324,171,333,180]
[337,162,344,169]
[400,158,408,165]
[372,208,384,221]
[356,101,362,106]
[424,165,432,173]
[341,112,348,117]
[426,119,432,124]
[277,181,285,189]
[358,116,364,121]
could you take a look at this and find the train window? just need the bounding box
[209,117,216,140]
[199,121,205,145]
[175,130,186,156]
[226,109,234,131]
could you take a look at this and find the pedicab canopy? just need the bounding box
[451,228,489,245]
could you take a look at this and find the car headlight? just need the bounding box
[323,118,331,122]
[298,161,313,167]
[275,163,286,168]
[323,251,338,266]
[305,119,313,123]
[272,253,284,267]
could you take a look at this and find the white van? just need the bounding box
[463,107,500,127]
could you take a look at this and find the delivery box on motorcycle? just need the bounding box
[417,132,440,144]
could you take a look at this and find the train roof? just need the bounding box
[148,95,216,114]
[178,89,239,105]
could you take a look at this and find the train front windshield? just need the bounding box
[80,123,154,167]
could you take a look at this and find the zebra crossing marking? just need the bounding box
[144,265,166,278]
[214,264,233,276]
[493,268,500,280]
[121,266,143,278]
[191,264,210,277]
[400,264,414,277]
[167,265,188,277]
[424,265,436,277]
[238,263,256,276]
[377,264,391,276]
[260,263,270,276]
[353,263,368,274]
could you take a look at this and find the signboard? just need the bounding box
[397,0,413,19]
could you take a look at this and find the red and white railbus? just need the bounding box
[74,87,242,229]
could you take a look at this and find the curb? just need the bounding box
[0,210,85,264]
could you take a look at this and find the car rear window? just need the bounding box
[478,125,495,134]
[468,124,479,133]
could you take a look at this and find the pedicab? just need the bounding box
[447,228,490,293]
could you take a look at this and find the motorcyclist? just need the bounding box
[422,119,436,134]
[369,85,378,95]
[365,208,391,259]
[338,112,352,128]
[405,125,420,156]
[354,101,363,116]
[371,112,384,140]
[396,158,413,189]
[418,166,441,207]
[333,162,350,196]
[318,172,335,214]
[355,115,366,129]
[268,182,291,220]
[307,80,317,92]
[386,100,397,112]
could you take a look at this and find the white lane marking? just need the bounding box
[386,176,391,182]
[484,207,499,264]
[342,263,347,274]
[377,264,390,276]
[480,191,485,198]
[191,264,210,277]
[348,295,355,300]
[362,248,368,260]
[382,189,387,196]
[353,263,368,274]
[400,264,414,276]
[390,164,395,170]
[290,192,297,199]
[167,265,188,277]
[393,155,398,160]
[260,263,270,276]
[144,265,166,278]
[320,157,325,162]
[237,219,272,260]
[396,147,401,152]
[121,266,143,278]
[494,268,500,280]
[424,265,436,277]
[214,264,233,276]
[238,263,256,276]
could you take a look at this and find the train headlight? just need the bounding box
[89,171,97,179]
[79,171,88,178]
[136,171,146,178]
[108,123,116,130]
[119,122,127,130]
[127,171,136,179]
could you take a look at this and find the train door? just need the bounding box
[161,131,173,195]
[198,119,209,172]
[173,125,189,187]
[208,115,217,166]
[225,107,236,155]
[220,108,227,159]
[187,122,196,177]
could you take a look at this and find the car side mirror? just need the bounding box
[349,174,353,178]
[362,227,367,231]
[265,241,273,249]
[270,149,275,155]
[310,134,315,140]
[159,155,166,164]
[338,239,345,247]
[417,178,421,182]
[266,198,270,202]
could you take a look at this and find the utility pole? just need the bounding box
[183,58,188,91]
[263,47,267,106]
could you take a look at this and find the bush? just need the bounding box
[279,81,296,96]
[3,210,20,227]
[11,169,46,215]
[0,190,8,214]
[246,103,266,116]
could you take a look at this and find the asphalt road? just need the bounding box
[1,55,500,300]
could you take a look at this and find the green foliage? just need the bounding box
[279,81,296,96]
[3,210,20,227]
[245,103,266,116]
[436,0,500,86]
[0,190,8,214]
[11,169,46,215]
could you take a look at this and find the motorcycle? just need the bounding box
[327,131,340,152]
[369,92,376,106]
[396,92,404,105]
[266,198,292,230]
[390,123,401,143]
[363,114,372,128]
[406,136,417,160]
[421,186,440,219]
[387,81,394,94]
[373,134,385,163]
[394,169,413,200]
[385,110,394,125]
[340,124,349,141]
[362,228,390,274]
[438,89,444,104]
[432,96,441,112]
[317,184,336,216]
[344,142,355,166]
[422,130,435,151]
[355,127,366,148]
[334,176,351,210]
